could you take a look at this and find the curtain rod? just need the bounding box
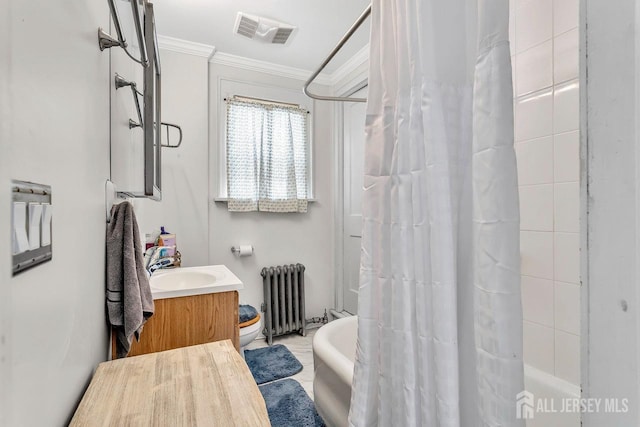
[224,96,310,114]
[303,4,371,103]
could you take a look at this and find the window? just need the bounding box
[225,97,309,213]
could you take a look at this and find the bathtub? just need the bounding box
[313,316,357,427]
[312,316,581,427]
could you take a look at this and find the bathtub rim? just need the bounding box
[313,315,582,422]
[313,315,357,387]
[524,363,581,398]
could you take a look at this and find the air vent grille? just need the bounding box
[237,15,259,39]
[272,27,294,44]
[234,12,296,44]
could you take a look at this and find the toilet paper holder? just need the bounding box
[231,245,254,256]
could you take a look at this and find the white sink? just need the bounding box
[151,270,223,291]
[149,265,243,300]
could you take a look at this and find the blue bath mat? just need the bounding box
[259,379,325,427]
[245,344,303,385]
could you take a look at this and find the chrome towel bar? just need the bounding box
[115,74,144,129]
[98,0,149,67]
[113,74,183,147]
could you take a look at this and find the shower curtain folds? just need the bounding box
[349,0,524,426]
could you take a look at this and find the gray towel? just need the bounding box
[106,201,154,358]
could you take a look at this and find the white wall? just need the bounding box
[0,3,10,425]
[1,1,111,425]
[582,0,639,424]
[209,63,335,319]
[510,0,581,385]
[132,47,338,322]
[135,49,211,267]
[331,62,369,314]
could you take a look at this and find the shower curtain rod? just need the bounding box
[303,4,371,103]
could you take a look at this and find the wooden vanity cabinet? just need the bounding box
[112,290,240,358]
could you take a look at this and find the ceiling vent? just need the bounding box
[234,12,296,44]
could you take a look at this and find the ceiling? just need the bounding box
[153,0,371,75]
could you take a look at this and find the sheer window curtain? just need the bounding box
[226,99,308,213]
[349,0,524,426]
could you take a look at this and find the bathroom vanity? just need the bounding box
[112,265,243,357]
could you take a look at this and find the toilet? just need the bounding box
[239,305,262,358]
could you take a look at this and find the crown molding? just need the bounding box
[329,44,369,87]
[156,35,368,88]
[210,51,333,86]
[157,35,216,59]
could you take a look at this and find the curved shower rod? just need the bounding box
[303,4,371,103]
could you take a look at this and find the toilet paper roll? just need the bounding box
[238,245,253,257]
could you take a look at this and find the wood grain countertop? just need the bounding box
[70,340,271,427]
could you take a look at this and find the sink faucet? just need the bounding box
[145,246,179,274]
[148,257,175,274]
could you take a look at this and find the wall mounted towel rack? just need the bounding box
[303,4,371,103]
[98,0,149,67]
[105,180,128,224]
[114,74,183,146]
[161,122,183,148]
[115,74,144,129]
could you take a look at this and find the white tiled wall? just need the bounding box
[510,0,580,385]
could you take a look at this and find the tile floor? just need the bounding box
[246,328,317,399]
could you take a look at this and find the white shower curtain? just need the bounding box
[349,0,524,426]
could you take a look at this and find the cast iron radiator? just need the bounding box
[261,263,306,345]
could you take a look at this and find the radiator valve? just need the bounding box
[307,309,329,326]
